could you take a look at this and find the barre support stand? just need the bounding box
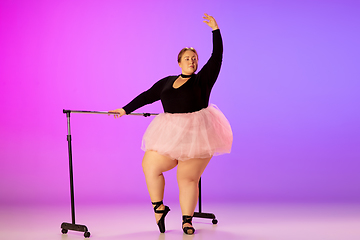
[61,110,90,238]
[60,109,157,238]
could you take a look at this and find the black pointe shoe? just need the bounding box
[182,215,195,235]
[152,201,170,233]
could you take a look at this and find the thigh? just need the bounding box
[142,150,178,174]
[177,157,212,182]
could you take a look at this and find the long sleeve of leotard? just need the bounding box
[122,77,168,114]
[196,29,223,88]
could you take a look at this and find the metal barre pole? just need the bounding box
[63,109,158,116]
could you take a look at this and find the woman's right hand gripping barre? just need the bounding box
[108,108,126,118]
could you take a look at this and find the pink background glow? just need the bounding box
[0,0,359,206]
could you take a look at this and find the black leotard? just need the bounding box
[123,29,223,114]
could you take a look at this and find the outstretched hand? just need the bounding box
[203,13,219,30]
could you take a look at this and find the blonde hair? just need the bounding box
[177,47,198,63]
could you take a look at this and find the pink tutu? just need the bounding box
[141,104,233,161]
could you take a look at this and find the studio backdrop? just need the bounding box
[0,0,359,205]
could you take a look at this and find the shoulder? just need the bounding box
[153,76,172,84]
[159,75,178,82]
[159,75,178,84]
[150,75,177,89]
[168,75,179,80]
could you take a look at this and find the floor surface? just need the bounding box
[1,202,360,240]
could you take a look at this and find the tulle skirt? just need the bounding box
[141,104,233,161]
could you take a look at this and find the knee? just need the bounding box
[178,176,200,186]
[142,160,163,178]
[142,160,154,174]
[177,170,202,185]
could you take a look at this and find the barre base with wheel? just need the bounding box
[194,177,218,224]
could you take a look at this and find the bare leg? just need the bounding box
[142,150,178,223]
[177,157,211,229]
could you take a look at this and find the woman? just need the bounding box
[109,13,232,235]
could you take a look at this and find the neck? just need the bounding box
[180,73,193,78]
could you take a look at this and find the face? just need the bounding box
[178,50,198,75]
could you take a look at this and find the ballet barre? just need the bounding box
[63,109,158,116]
[60,109,217,238]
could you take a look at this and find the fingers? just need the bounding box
[113,113,121,119]
[108,110,121,119]
[202,13,218,30]
[108,108,126,119]
[202,13,213,21]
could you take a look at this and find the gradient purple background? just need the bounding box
[1,0,359,206]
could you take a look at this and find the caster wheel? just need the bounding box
[84,231,91,238]
[212,219,218,224]
[61,228,68,234]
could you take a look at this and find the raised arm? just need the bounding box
[197,14,223,88]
